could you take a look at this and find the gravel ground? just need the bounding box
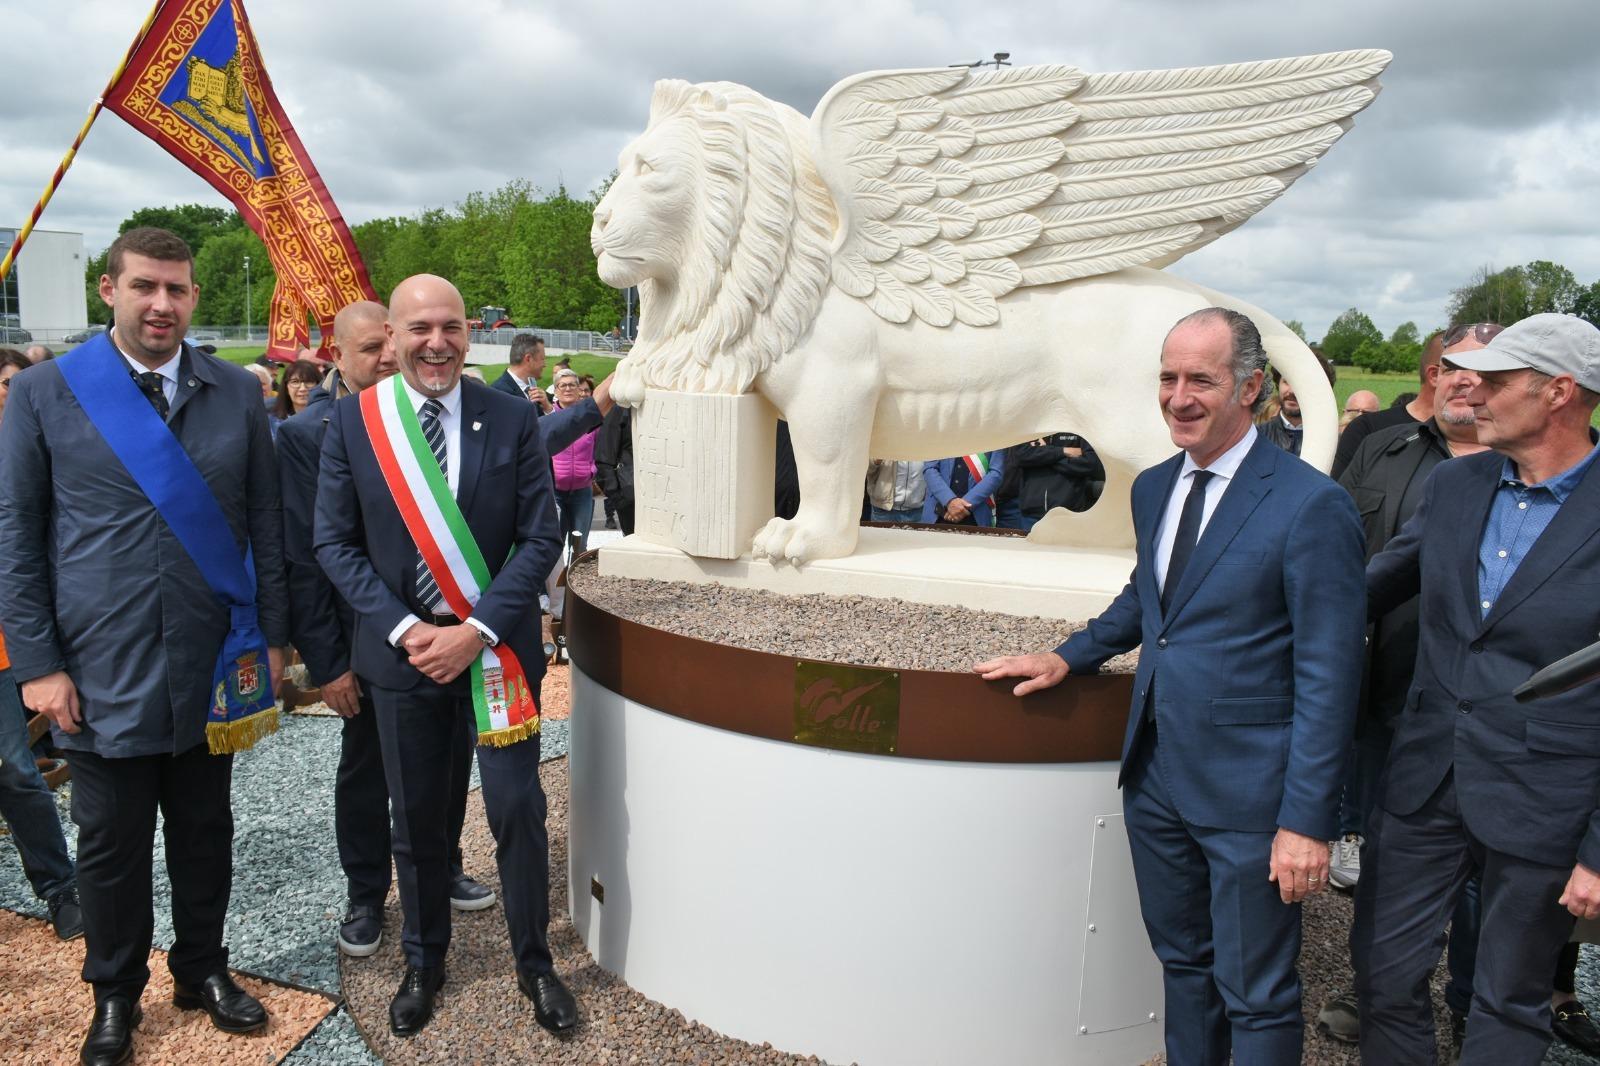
[342,758,830,1065]
[3,658,1598,1064]
[567,557,1139,674]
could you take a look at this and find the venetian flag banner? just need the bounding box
[102,0,378,359]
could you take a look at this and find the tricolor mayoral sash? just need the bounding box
[360,376,539,746]
[56,334,276,754]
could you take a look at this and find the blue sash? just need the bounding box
[56,333,276,754]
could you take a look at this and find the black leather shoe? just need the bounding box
[337,903,383,957]
[518,969,578,1034]
[80,997,140,1066]
[448,871,497,912]
[389,965,446,1037]
[50,885,85,941]
[1554,999,1600,1056]
[172,972,267,1033]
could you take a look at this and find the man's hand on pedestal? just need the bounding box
[1269,828,1331,904]
[974,652,1070,697]
[21,672,81,734]
[408,625,484,685]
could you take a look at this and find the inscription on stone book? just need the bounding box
[634,393,690,545]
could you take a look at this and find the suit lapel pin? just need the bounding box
[471,421,482,432]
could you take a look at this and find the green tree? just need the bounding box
[1283,319,1307,342]
[1319,308,1382,366]
[191,227,273,328]
[1447,265,1530,326]
[1389,321,1419,347]
[1523,260,1581,315]
[1573,280,1600,328]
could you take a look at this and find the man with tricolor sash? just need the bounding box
[922,450,1006,526]
[0,226,289,1065]
[314,274,576,1038]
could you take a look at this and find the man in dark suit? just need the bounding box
[278,300,495,962]
[1353,313,1600,1065]
[0,226,288,1065]
[493,333,551,412]
[979,307,1366,1064]
[314,274,576,1038]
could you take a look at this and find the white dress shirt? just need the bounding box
[114,334,181,407]
[386,377,499,648]
[1153,426,1257,595]
[504,365,540,400]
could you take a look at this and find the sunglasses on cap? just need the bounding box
[1441,322,1505,348]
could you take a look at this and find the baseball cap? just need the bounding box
[1443,313,1600,392]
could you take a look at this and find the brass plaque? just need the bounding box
[793,661,900,755]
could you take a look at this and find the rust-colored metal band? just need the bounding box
[564,559,1133,764]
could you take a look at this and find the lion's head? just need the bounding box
[592,79,837,398]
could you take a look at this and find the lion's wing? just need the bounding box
[811,49,1390,326]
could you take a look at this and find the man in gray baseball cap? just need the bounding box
[1352,311,1600,1064]
[1442,312,1600,395]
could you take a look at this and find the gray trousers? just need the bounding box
[1352,771,1575,1065]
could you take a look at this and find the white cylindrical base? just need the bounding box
[568,667,1164,1066]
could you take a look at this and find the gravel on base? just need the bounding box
[566,557,1138,674]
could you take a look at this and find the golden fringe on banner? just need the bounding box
[206,706,280,755]
[477,718,541,748]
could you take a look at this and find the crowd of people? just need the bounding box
[2,221,1599,1066]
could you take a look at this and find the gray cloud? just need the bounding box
[4,0,1597,340]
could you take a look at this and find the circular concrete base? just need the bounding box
[567,664,1165,1066]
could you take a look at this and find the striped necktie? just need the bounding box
[414,398,447,613]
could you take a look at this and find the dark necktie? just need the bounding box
[1161,470,1214,615]
[414,399,447,614]
[134,371,169,420]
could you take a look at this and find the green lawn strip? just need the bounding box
[216,348,619,390]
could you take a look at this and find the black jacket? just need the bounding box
[594,405,633,509]
[1015,433,1105,517]
[1337,419,1452,723]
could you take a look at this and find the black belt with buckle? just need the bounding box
[429,614,462,627]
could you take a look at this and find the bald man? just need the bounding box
[1344,390,1381,418]
[314,277,575,1038]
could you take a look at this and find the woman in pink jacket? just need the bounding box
[550,368,599,556]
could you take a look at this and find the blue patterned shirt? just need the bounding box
[1477,438,1600,616]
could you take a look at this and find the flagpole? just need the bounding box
[0,0,165,283]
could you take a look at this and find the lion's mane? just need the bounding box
[627,80,837,395]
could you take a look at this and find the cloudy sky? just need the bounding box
[3,0,1597,339]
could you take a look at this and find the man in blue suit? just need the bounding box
[0,226,288,1064]
[314,275,575,1038]
[1353,313,1600,1065]
[922,452,1005,525]
[980,307,1365,1064]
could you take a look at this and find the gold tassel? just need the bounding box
[206,706,280,755]
[477,717,541,748]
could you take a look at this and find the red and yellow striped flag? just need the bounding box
[103,0,377,358]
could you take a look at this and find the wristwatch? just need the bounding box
[474,626,495,647]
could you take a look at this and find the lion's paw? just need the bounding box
[613,363,647,408]
[751,516,854,566]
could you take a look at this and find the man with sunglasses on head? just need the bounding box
[1352,313,1600,1065]
[1332,328,1456,479]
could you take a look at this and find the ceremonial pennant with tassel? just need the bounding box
[98,0,378,360]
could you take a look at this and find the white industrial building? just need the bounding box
[0,226,89,345]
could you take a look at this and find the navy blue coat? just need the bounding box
[312,378,561,692]
[1368,449,1600,870]
[0,338,289,757]
[1057,433,1366,839]
[277,379,354,687]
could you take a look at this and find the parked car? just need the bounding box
[0,315,31,345]
[186,329,223,343]
[63,324,107,344]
